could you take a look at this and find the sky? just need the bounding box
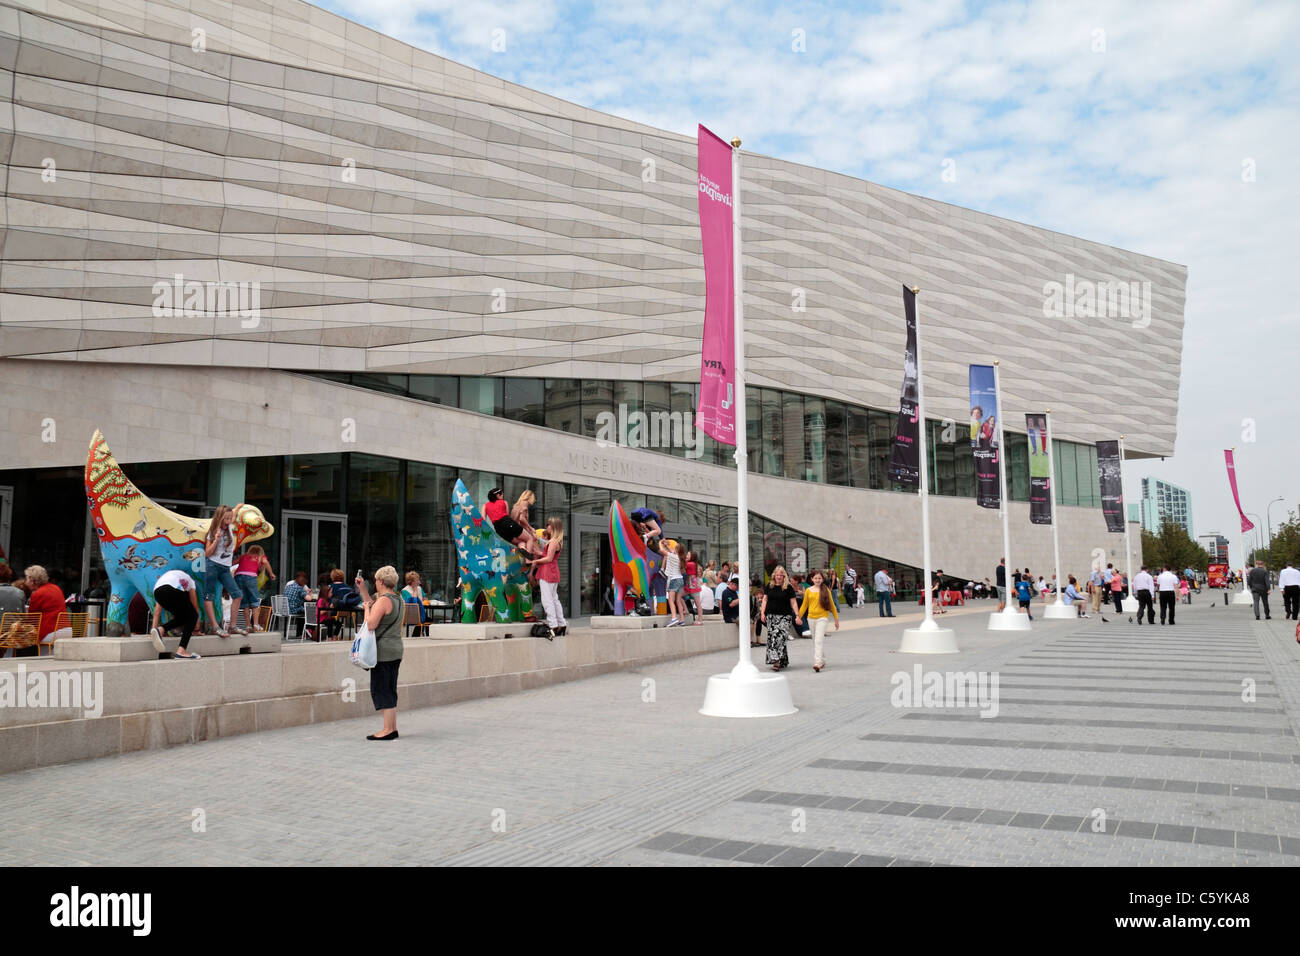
[311,0,1300,561]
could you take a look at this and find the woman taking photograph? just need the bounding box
[356,566,404,741]
[202,505,244,637]
[528,517,567,638]
[797,569,840,672]
[760,565,799,671]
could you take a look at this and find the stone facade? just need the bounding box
[1,0,1185,458]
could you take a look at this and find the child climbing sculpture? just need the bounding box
[452,480,535,623]
[482,487,543,557]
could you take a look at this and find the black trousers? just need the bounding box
[1136,591,1155,624]
[1284,585,1300,619]
[1112,590,1124,614]
[1159,591,1176,624]
[154,584,198,649]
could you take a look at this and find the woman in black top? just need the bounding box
[760,565,800,671]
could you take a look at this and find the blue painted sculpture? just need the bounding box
[451,479,534,623]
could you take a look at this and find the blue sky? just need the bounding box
[312,0,1299,555]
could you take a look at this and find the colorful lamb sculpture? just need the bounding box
[451,479,534,623]
[609,500,663,615]
[85,429,273,634]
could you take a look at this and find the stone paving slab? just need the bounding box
[0,601,1297,866]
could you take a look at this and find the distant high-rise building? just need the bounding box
[1140,477,1194,537]
[1198,533,1229,564]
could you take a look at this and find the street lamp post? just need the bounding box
[1246,512,1263,564]
[1267,496,1285,565]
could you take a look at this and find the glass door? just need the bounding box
[279,510,347,587]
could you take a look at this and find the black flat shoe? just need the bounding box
[366,731,399,741]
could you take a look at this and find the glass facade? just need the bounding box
[2,450,928,616]
[348,369,1107,504]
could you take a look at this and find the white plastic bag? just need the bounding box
[350,624,377,669]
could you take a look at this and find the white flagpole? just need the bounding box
[699,136,795,718]
[730,137,756,678]
[989,359,1029,630]
[1042,410,1073,618]
[900,287,955,652]
[1118,434,1138,611]
[1231,447,1253,604]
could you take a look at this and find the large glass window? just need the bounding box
[867,409,894,490]
[284,452,344,513]
[745,386,761,473]
[352,373,408,396]
[459,377,503,416]
[803,395,825,483]
[405,462,456,604]
[760,388,783,477]
[1078,442,1097,508]
[408,375,458,406]
[1056,440,1078,506]
[824,400,847,486]
[930,419,956,496]
[543,379,581,434]
[613,381,641,447]
[669,382,695,460]
[348,454,401,576]
[782,392,805,481]
[954,433,976,498]
[1089,444,1101,507]
[847,404,870,488]
[581,380,614,441]
[1007,432,1029,502]
[642,382,670,456]
[503,378,543,426]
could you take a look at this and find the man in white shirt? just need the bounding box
[874,568,895,618]
[1131,566,1156,625]
[1279,562,1300,620]
[1156,566,1180,625]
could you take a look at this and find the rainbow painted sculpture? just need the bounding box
[86,430,273,634]
[609,500,663,614]
[451,479,534,623]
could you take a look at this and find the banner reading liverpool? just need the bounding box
[1097,440,1124,532]
[1224,450,1254,533]
[694,125,736,446]
[1025,413,1052,525]
[887,285,920,487]
[969,365,999,508]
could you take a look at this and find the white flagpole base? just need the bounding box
[699,659,797,718]
[1121,596,1140,612]
[1232,588,1253,605]
[988,608,1033,631]
[1042,601,1076,620]
[898,617,958,654]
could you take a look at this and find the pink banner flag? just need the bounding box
[1225,449,1254,533]
[695,125,736,446]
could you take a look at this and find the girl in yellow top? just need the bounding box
[797,569,839,672]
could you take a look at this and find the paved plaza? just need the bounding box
[2,598,1298,866]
